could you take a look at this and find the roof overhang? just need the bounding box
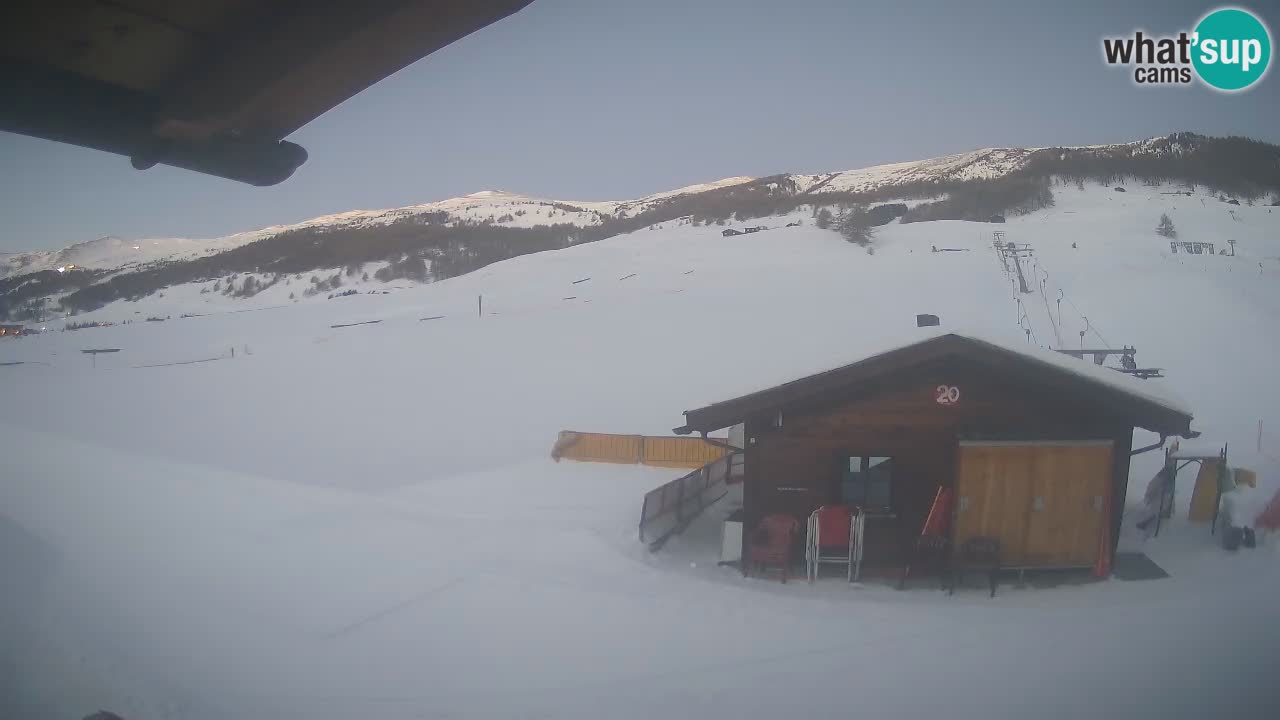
[674,333,1194,438]
[1,0,532,185]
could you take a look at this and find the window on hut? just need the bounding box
[840,456,894,511]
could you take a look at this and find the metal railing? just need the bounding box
[638,449,742,551]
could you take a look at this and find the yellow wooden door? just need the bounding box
[955,445,1034,566]
[957,442,1112,568]
[1023,444,1112,567]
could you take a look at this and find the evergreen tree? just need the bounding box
[835,205,875,247]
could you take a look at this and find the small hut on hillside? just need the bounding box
[673,332,1194,578]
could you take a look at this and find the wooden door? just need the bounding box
[954,445,1034,566]
[1023,444,1112,567]
[956,442,1112,569]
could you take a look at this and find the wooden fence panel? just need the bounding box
[642,436,728,468]
[553,430,729,469]
[553,431,643,464]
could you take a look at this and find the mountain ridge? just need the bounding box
[0,137,1182,277]
[0,176,763,278]
[2,132,1278,321]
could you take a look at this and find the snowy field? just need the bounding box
[3,182,1279,718]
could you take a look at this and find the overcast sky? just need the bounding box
[3,0,1278,253]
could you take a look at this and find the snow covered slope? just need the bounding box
[2,135,1213,281]
[0,182,759,278]
[3,178,1280,718]
[792,147,1038,194]
[7,181,1278,468]
[0,193,602,278]
[0,145,1058,277]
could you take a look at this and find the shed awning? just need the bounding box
[1,0,531,185]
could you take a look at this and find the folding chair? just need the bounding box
[806,505,864,583]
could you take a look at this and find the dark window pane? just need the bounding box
[841,456,893,509]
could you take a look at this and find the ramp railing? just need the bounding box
[639,449,743,550]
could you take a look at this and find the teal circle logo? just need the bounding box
[1192,8,1271,91]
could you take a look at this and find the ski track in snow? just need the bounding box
[2,182,1280,719]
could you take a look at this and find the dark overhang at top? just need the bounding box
[1,0,532,185]
[674,333,1194,439]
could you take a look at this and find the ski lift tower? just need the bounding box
[993,231,1010,273]
[999,240,1035,294]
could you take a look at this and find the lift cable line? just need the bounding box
[989,231,1161,378]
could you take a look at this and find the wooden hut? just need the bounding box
[673,333,1193,577]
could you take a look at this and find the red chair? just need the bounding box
[806,505,857,583]
[748,514,800,583]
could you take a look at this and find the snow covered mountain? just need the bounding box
[0,144,1090,279]
[1,132,1256,280]
[0,178,756,278]
[789,147,1038,194]
[3,173,1279,719]
[2,132,1277,323]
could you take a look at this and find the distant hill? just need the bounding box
[2,132,1278,321]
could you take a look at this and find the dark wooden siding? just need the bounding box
[739,357,1136,566]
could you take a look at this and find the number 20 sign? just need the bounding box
[935,385,961,405]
